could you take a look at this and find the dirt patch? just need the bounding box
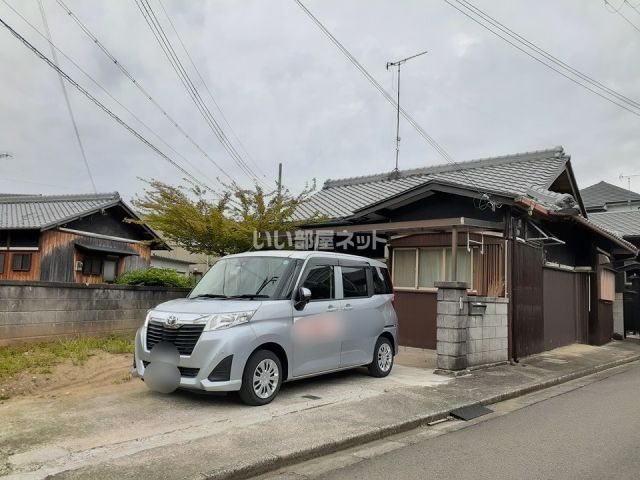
[0,352,136,401]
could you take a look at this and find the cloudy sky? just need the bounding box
[0,0,639,203]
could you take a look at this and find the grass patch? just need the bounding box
[0,334,134,381]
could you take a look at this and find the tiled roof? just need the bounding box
[581,181,640,209]
[589,210,640,238]
[296,147,569,219]
[0,192,122,230]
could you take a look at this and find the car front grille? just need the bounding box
[145,320,205,356]
[142,360,200,378]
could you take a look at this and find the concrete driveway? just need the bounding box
[0,352,446,479]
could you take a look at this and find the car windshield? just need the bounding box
[189,256,293,299]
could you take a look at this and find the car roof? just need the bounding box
[223,250,388,268]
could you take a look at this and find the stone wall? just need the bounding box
[0,281,189,345]
[467,296,508,367]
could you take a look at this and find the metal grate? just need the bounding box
[145,320,205,356]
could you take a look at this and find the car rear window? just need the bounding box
[372,266,393,294]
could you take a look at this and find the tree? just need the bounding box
[130,179,321,256]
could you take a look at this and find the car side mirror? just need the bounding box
[294,286,312,311]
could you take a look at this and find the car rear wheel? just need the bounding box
[368,336,394,377]
[238,350,282,406]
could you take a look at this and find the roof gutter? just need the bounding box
[516,197,639,255]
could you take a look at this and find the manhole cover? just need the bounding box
[450,405,493,421]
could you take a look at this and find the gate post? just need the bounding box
[434,281,469,374]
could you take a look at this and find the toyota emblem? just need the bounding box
[165,315,180,329]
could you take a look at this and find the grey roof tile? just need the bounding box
[588,210,640,238]
[296,147,569,220]
[0,192,122,229]
[581,181,640,209]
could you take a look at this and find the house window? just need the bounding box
[393,247,473,289]
[599,269,615,302]
[393,249,417,288]
[11,253,32,272]
[82,257,103,276]
[341,266,369,298]
[0,252,4,274]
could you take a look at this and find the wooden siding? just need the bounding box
[512,242,544,358]
[0,251,40,281]
[40,230,151,283]
[543,268,589,350]
[394,290,437,349]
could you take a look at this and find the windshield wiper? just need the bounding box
[225,294,270,299]
[191,294,229,299]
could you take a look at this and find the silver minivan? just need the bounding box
[133,250,398,405]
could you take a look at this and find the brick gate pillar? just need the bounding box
[434,281,469,373]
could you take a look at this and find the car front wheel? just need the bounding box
[238,350,283,406]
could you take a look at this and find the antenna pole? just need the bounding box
[386,50,428,174]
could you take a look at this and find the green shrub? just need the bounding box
[115,268,194,288]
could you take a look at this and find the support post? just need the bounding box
[435,280,469,373]
[451,226,458,281]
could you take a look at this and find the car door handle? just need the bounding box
[343,304,353,311]
[326,305,338,312]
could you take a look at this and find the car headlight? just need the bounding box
[200,311,255,331]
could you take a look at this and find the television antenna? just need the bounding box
[386,50,428,174]
[619,173,640,209]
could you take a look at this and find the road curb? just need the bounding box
[199,353,640,480]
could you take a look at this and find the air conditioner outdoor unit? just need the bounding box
[75,261,83,272]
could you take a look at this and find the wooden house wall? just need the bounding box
[0,251,41,281]
[39,230,151,283]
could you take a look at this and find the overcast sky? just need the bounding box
[0,0,639,203]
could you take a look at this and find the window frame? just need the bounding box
[11,253,32,272]
[392,246,474,291]
[82,257,103,276]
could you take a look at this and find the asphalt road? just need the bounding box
[317,363,640,480]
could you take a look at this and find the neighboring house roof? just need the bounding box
[150,253,196,265]
[296,147,574,220]
[0,192,121,230]
[588,211,640,238]
[0,192,163,244]
[580,181,640,210]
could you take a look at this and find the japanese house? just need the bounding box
[297,147,638,359]
[0,192,165,283]
[581,181,640,337]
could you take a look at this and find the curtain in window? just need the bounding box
[418,248,442,287]
[445,248,472,284]
[393,250,416,287]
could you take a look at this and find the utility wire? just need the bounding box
[156,0,268,180]
[604,0,640,33]
[0,17,215,192]
[55,0,238,186]
[445,0,640,117]
[135,0,267,187]
[293,0,455,165]
[36,0,96,193]
[292,0,500,210]
[2,0,222,197]
[459,0,640,110]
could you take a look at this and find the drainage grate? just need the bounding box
[450,405,493,421]
[301,394,322,400]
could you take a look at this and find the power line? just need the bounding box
[445,0,640,117]
[604,0,640,34]
[2,0,222,196]
[36,0,96,193]
[156,0,268,181]
[0,17,214,192]
[135,0,267,187]
[55,0,236,187]
[293,0,456,164]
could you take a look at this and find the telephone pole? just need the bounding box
[277,162,283,201]
[386,50,428,174]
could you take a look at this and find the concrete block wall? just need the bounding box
[466,296,509,367]
[613,292,624,337]
[0,281,189,345]
[435,281,469,371]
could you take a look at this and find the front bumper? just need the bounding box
[132,324,255,392]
